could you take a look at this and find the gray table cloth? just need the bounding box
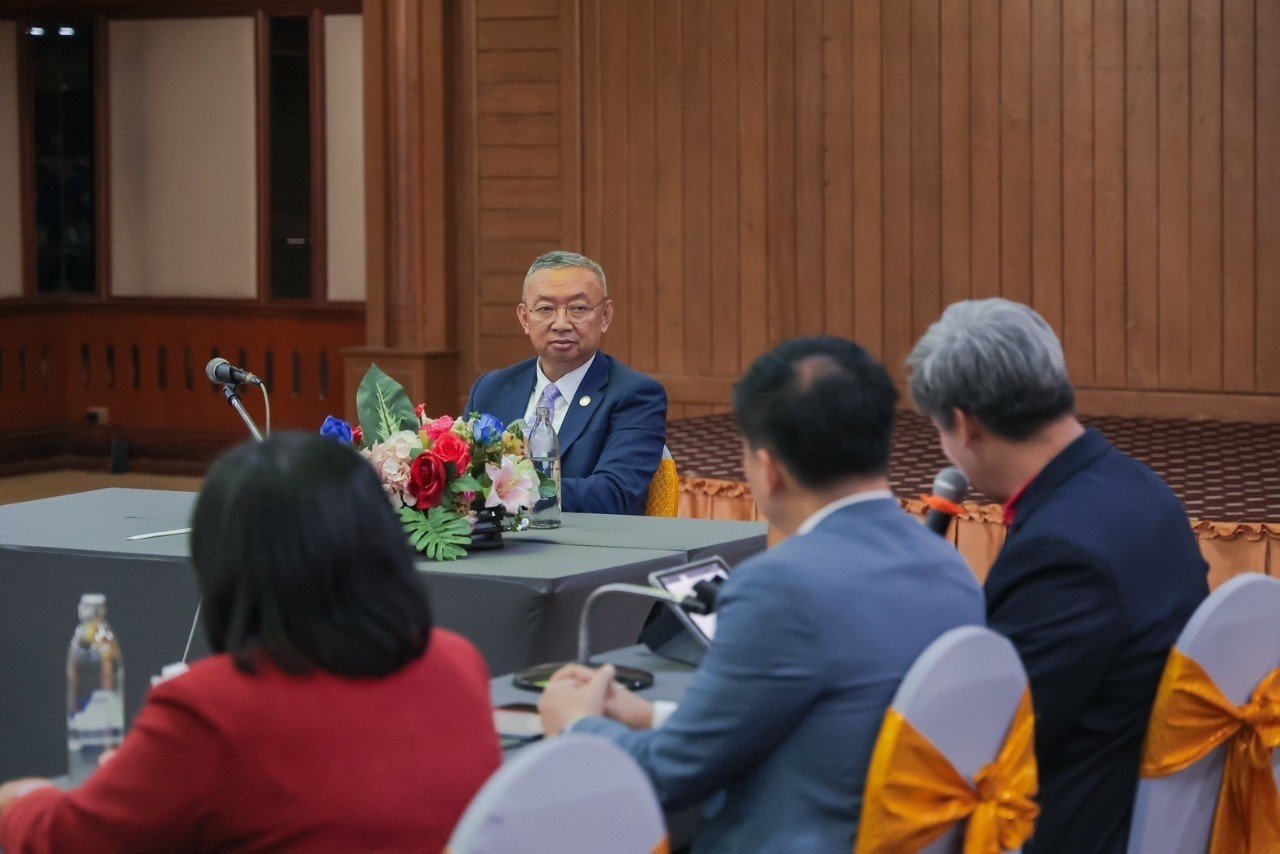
[0,489,765,779]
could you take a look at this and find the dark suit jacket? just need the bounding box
[576,498,986,853]
[987,428,1208,854]
[464,352,667,515]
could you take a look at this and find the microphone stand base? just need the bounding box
[511,662,654,693]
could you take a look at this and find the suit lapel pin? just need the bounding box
[579,395,591,407]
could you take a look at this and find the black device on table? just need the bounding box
[510,556,731,691]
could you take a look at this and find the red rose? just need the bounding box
[351,426,364,446]
[429,431,473,475]
[408,453,447,510]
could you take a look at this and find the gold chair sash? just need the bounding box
[645,457,680,518]
[856,691,1039,854]
[1139,649,1280,854]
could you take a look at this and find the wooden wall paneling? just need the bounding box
[0,305,363,464]
[476,50,558,83]
[850,0,883,351]
[1092,0,1127,387]
[477,0,559,19]
[968,0,1000,300]
[1029,0,1062,332]
[1061,0,1095,386]
[909,0,941,347]
[736,0,766,372]
[794,0,825,338]
[708,0,739,377]
[821,0,854,340]
[476,18,559,49]
[1157,0,1192,388]
[362,0,387,345]
[680,0,712,372]
[764,0,796,348]
[559,0,581,249]
[1256,0,1280,392]
[1125,0,1160,388]
[597,0,630,361]
[580,0,602,258]
[880,0,912,374]
[999,0,1032,306]
[1188,0,1223,390]
[655,0,685,375]
[626,0,657,373]
[939,0,971,309]
[1221,0,1255,392]
[455,0,1280,421]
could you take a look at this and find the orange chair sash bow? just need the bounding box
[856,691,1039,854]
[1140,649,1280,854]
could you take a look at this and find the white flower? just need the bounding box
[367,430,422,506]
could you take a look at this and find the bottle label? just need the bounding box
[68,689,124,747]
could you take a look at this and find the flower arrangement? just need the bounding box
[320,365,552,560]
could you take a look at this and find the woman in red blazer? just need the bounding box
[0,433,502,852]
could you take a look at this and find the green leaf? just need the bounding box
[447,473,483,496]
[398,505,471,561]
[356,363,419,445]
[538,479,558,500]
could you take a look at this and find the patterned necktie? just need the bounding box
[537,383,562,415]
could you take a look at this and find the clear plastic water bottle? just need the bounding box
[526,404,561,528]
[67,593,124,786]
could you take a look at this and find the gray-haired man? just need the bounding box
[463,250,667,515]
[907,298,1208,854]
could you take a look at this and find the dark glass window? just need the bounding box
[268,17,313,300]
[30,23,96,294]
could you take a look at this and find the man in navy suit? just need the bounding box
[464,251,666,515]
[908,299,1209,853]
[539,338,985,852]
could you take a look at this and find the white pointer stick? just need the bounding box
[127,527,192,541]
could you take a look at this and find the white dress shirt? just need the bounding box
[523,353,598,432]
[795,488,896,536]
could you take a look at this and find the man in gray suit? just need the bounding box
[539,337,986,853]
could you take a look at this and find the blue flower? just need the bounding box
[320,415,354,444]
[473,413,504,445]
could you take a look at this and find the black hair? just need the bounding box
[733,337,898,488]
[190,432,432,677]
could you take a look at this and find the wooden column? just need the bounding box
[343,0,458,418]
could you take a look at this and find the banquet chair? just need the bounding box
[645,446,679,518]
[446,733,669,854]
[1127,573,1280,854]
[857,625,1037,854]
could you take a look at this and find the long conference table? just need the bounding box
[0,488,766,779]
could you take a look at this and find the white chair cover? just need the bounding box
[447,733,667,854]
[883,625,1030,854]
[1127,573,1280,854]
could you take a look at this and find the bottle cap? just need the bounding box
[79,593,106,606]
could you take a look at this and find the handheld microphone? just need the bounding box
[205,357,262,387]
[923,466,969,537]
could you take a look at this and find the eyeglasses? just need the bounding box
[523,301,606,324]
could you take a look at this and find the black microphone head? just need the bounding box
[205,357,230,384]
[932,466,970,503]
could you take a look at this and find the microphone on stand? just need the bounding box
[205,358,267,442]
[922,466,970,537]
[205,357,262,387]
[512,583,717,692]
